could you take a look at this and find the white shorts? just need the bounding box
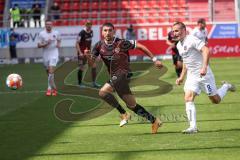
[43,57,59,68]
[184,72,218,96]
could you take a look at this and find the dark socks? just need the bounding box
[78,69,83,85]
[92,67,96,83]
[101,93,126,114]
[132,104,156,123]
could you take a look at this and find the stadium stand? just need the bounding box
[0,1,5,27]
[2,0,236,27]
[10,0,46,9]
[214,0,235,21]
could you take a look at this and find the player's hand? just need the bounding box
[154,60,163,69]
[78,53,84,59]
[200,66,207,77]
[56,43,60,48]
[84,48,90,55]
[176,77,183,85]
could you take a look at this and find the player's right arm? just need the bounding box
[176,63,186,85]
[76,32,83,57]
[37,32,50,48]
[85,41,100,66]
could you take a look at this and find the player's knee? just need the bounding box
[99,88,107,98]
[184,96,194,102]
[211,98,221,104]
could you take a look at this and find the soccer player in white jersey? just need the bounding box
[191,18,208,44]
[38,20,61,96]
[172,22,235,134]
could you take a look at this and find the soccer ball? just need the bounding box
[6,73,23,90]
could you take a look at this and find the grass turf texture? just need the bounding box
[0,58,239,160]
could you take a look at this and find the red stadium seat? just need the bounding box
[100,1,108,10]
[61,3,70,11]
[61,12,69,19]
[91,11,99,19]
[80,11,89,18]
[81,2,90,11]
[60,20,69,26]
[73,2,80,11]
[100,11,108,18]
[109,11,118,18]
[110,1,118,10]
[91,2,98,10]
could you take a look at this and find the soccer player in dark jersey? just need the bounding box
[85,22,163,134]
[76,21,101,88]
[166,31,183,77]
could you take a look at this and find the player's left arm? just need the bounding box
[200,45,210,76]
[136,42,163,69]
[56,31,61,48]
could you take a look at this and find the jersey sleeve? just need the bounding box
[192,35,205,51]
[56,31,61,41]
[76,30,83,42]
[91,41,101,58]
[119,39,136,51]
[38,32,44,44]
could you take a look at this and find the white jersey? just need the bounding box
[38,29,61,59]
[191,27,208,43]
[177,34,212,76]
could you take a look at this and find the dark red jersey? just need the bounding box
[92,37,136,76]
[77,29,93,52]
[168,31,179,55]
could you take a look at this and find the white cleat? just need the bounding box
[120,119,128,127]
[222,81,236,92]
[182,127,198,134]
[119,113,131,127]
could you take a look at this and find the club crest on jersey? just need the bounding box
[114,47,120,53]
[112,75,117,80]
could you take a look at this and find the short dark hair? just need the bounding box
[173,21,186,30]
[45,19,52,23]
[197,18,206,24]
[102,22,114,30]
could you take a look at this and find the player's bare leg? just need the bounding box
[98,83,128,126]
[182,91,198,134]
[91,62,101,88]
[209,81,236,104]
[121,94,162,134]
[48,66,57,96]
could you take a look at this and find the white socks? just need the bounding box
[217,83,229,100]
[186,102,197,129]
[48,73,56,90]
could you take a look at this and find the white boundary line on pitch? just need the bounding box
[0,90,45,94]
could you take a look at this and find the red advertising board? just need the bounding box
[129,39,240,57]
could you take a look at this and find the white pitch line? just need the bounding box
[0,90,45,94]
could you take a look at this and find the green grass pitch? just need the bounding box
[0,58,239,160]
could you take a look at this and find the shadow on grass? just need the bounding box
[0,61,173,160]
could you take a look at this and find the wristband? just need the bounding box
[152,57,157,62]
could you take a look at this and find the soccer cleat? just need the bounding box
[79,84,86,88]
[119,112,131,127]
[52,89,57,96]
[45,89,52,96]
[182,127,198,134]
[222,81,236,92]
[92,82,101,88]
[151,118,163,134]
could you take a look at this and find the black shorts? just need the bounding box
[107,73,132,98]
[172,53,182,65]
